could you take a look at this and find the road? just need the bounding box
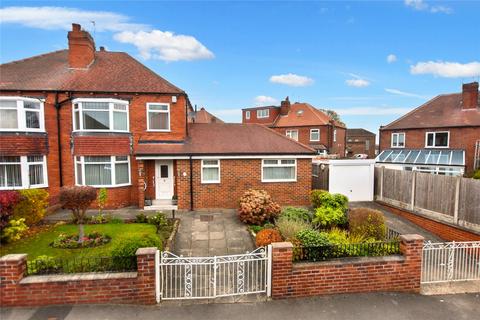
[2,293,479,320]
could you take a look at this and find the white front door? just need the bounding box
[155,161,174,200]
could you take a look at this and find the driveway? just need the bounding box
[173,210,255,256]
[2,293,479,320]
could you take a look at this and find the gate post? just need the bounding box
[267,245,272,297]
[155,250,160,303]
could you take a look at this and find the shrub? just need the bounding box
[0,191,20,231]
[255,229,282,247]
[311,190,348,212]
[280,207,312,223]
[310,189,328,209]
[135,213,148,223]
[348,208,386,240]
[51,231,111,249]
[249,225,264,234]
[473,170,480,180]
[0,218,28,243]
[13,189,49,226]
[326,227,349,245]
[89,213,111,224]
[97,187,108,214]
[29,255,60,274]
[59,186,97,243]
[111,234,161,257]
[148,212,168,233]
[312,206,347,229]
[296,229,329,247]
[275,215,311,240]
[238,189,281,225]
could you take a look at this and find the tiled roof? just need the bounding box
[347,128,375,136]
[382,93,480,130]
[135,123,316,155]
[192,108,224,123]
[0,50,184,93]
[273,103,346,128]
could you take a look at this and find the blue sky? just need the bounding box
[1,1,479,139]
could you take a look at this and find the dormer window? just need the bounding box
[0,97,44,132]
[297,110,304,116]
[73,98,129,132]
[257,109,269,118]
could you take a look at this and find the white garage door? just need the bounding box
[328,160,375,201]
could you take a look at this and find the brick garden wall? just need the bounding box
[0,248,157,307]
[271,234,424,299]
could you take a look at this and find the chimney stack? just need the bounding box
[462,82,479,110]
[280,96,291,115]
[68,23,95,69]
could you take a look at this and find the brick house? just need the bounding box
[377,82,480,176]
[0,24,315,210]
[346,128,376,159]
[242,98,347,156]
[189,107,224,124]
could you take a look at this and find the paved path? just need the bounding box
[173,210,255,256]
[2,293,479,320]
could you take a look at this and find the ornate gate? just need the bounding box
[156,246,271,301]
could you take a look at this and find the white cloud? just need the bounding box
[269,73,314,87]
[410,61,480,78]
[345,73,370,88]
[404,0,452,14]
[336,107,412,116]
[404,0,428,11]
[0,6,146,32]
[387,54,397,63]
[254,96,278,105]
[114,30,214,61]
[385,88,428,99]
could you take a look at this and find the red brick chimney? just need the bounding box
[68,23,95,69]
[280,97,291,115]
[462,82,479,110]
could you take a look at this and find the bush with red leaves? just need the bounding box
[238,189,281,225]
[0,191,20,231]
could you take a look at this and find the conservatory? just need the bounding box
[375,149,465,176]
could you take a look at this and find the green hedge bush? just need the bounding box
[280,207,312,223]
[13,189,49,226]
[348,208,386,240]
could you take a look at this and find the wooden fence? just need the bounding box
[312,162,329,190]
[375,167,480,232]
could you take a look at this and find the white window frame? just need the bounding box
[201,159,220,184]
[286,130,299,141]
[425,131,450,148]
[333,129,337,142]
[261,159,297,183]
[0,155,48,190]
[0,96,45,132]
[245,111,250,120]
[74,155,131,188]
[391,132,405,148]
[257,109,269,119]
[310,129,320,141]
[72,98,129,133]
[146,103,170,132]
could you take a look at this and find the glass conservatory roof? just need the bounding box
[376,149,465,166]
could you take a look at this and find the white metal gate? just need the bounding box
[421,241,480,284]
[155,246,271,301]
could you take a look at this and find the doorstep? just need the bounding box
[144,204,178,211]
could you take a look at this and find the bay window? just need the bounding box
[0,97,44,131]
[75,156,130,187]
[0,155,48,189]
[147,103,170,131]
[426,131,449,148]
[201,159,220,183]
[262,159,296,182]
[72,99,129,132]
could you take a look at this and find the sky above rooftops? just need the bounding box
[1,1,479,140]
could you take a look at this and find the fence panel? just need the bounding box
[374,167,381,197]
[414,172,456,217]
[382,168,412,203]
[458,178,480,225]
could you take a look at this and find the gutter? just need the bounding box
[54,92,73,187]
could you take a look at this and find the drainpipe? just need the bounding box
[189,155,194,211]
[54,93,73,187]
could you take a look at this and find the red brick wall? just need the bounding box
[0,248,157,307]
[242,107,279,125]
[176,158,311,210]
[379,127,480,174]
[377,202,480,241]
[271,235,423,299]
[347,135,376,159]
[73,135,131,155]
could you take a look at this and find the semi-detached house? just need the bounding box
[0,24,315,210]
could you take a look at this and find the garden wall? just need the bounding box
[271,234,423,299]
[0,248,157,307]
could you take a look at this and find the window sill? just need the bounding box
[261,179,297,183]
[72,130,130,134]
[425,146,449,149]
[0,129,46,133]
[0,184,48,190]
[146,130,171,132]
[75,184,131,188]
[201,181,221,184]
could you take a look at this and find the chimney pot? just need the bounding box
[72,23,81,32]
[100,46,105,51]
[462,82,479,110]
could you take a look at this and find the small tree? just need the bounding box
[0,191,20,232]
[59,186,96,243]
[97,187,108,214]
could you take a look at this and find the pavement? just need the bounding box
[2,292,479,320]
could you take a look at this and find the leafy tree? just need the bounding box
[59,186,96,243]
[97,187,108,214]
[320,109,345,126]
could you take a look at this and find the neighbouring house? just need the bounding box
[242,97,347,156]
[0,23,315,210]
[188,106,224,123]
[377,82,480,176]
[346,128,376,159]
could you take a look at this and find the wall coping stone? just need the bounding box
[293,255,405,269]
[20,272,138,284]
[0,254,27,262]
[136,247,157,255]
[271,242,294,249]
[399,234,425,242]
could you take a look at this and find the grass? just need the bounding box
[0,222,171,260]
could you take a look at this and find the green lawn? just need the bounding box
[0,223,167,259]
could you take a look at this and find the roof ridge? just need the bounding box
[0,49,67,66]
[253,123,316,152]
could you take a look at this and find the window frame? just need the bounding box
[310,129,320,141]
[257,109,269,119]
[425,131,450,148]
[201,159,221,184]
[261,159,297,183]
[0,155,48,190]
[391,132,405,148]
[286,129,299,141]
[146,102,171,132]
[245,110,250,120]
[72,98,129,133]
[0,96,45,132]
[74,155,131,188]
[333,129,337,142]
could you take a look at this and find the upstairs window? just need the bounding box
[286,130,299,141]
[0,155,48,189]
[0,97,44,132]
[333,129,337,142]
[310,129,320,141]
[201,159,220,183]
[262,159,296,182]
[257,109,269,118]
[147,103,170,131]
[426,131,449,148]
[391,132,405,148]
[245,111,250,120]
[73,99,129,132]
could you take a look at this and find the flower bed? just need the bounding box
[51,231,111,249]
